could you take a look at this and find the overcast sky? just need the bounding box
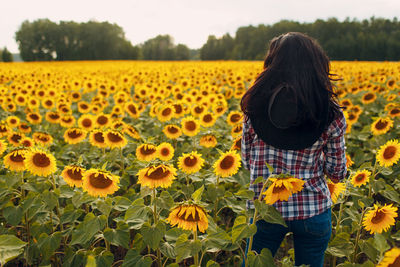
[1,0,399,53]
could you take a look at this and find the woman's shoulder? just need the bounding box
[325,108,346,138]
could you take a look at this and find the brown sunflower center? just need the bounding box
[94,132,105,143]
[185,121,196,131]
[82,118,92,128]
[390,108,400,115]
[68,130,82,139]
[388,256,400,267]
[32,153,51,167]
[45,100,52,106]
[62,118,73,123]
[10,153,24,162]
[371,210,386,224]
[184,156,198,167]
[194,106,204,114]
[20,124,29,129]
[11,134,22,143]
[97,116,108,125]
[49,113,60,120]
[128,104,137,114]
[177,207,200,222]
[203,114,212,123]
[80,104,89,109]
[174,104,182,114]
[89,173,112,188]
[67,169,83,181]
[161,148,170,156]
[230,114,241,123]
[0,126,7,132]
[355,173,366,182]
[233,125,242,133]
[364,93,374,101]
[140,146,156,155]
[388,80,395,87]
[375,120,388,130]
[10,119,17,124]
[167,126,178,134]
[348,113,356,120]
[220,155,234,170]
[146,166,170,180]
[272,184,286,193]
[107,132,123,143]
[161,108,172,116]
[383,146,396,160]
[29,114,39,120]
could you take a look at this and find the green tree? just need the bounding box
[141,35,177,60]
[175,44,190,60]
[2,47,13,62]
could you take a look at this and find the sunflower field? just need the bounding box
[0,61,399,267]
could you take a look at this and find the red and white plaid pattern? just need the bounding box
[242,111,347,220]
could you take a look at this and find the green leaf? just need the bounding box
[0,235,27,265]
[95,198,113,217]
[374,233,390,254]
[103,225,130,249]
[252,176,264,185]
[175,234,191,263]
[359,238,379,264]
[234,189,255,200]
[70,213,104,246]
[326,232,353,259]
[124,198,151,229]
[160,241,176,259]
[140,221,166,250]
[122,250,152,267]
[231,216,257,244]
[192,185,204,202]
[85,255,97,267]
[37,232,62,260]
[206,260,220,267]
[3,205,23,226]
[247,248,276,267]
[96,251,114,267]
[41,191,58,210]
[254,200,287,227]
[265,162,274,173]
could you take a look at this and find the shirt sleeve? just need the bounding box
[323,111,347,182]
[241,115,255,170]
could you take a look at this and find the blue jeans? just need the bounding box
[243,208,332,267]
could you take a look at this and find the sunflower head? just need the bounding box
[137,164,177,189]
[377,247,400,267]
[200,135,217,148]
[78,114,95,131]
[346,153,354,168]
[213,150,241,178]
[104,130,127,149]
[33,132,53,146]
[262,176,305,205]
[181,116,200,137]
[8,132,24,146]
[362,92,377,104]
[163,125,182,139]
[61,165,86,188]
[4,149,27,172]
[82,168,120,197]
[157,142,175,161]
[178,151,205,174]
[89,130,108,148]
[371,117,393,135]
[157,104,175,122]
[327,181,346,204]
[376,139,400,167]
[231,136,242,151]
[166,203,208,233]
[227,111,243,126]
[136,144,158,161]
[24,148,57,177]
[362,204,398,234]
[64,128,87,145]
[351,169,372,187]
[0,139,7,155]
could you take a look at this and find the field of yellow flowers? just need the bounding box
[0,61,399,267]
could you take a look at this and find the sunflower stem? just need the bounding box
[245,179,269,267]
[152,188,162,267]
[193,230,199,266]
[120,147,125,175]
[368,160,378,198]
[352,207,367,263]
[50,174,64,233]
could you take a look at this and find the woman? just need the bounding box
[240,32,347,267]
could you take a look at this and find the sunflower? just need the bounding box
[181,116,200,137]
[371,117,394,135]
[6,116,20,128]
[213,150,241,178]
[0,139,7,155]
[104,130,127,149]
[163,124,182,139]
[327,181,346,204]
[191,104,206,117]
[8,132,24,146]
[172,102,185,118]
[123,125,141,139]
[231,135,242,151]
[361,92,377,104]
[89,130,108,148]
[42,98,55,109]
[157,142,175,161]
[137,164,177,188]
[351,170,371,187]
[64,128,87,144]
[125,102,140,118]
[77,101,91,113]
[200,135,217,148]
[45,111,61,124]
[60,115,76,128]
[93,113,109,128]
[158,104,175,122]
[377,247,400,267]
[82,168,120,197]
[26,112,42,124]
[32,132,53,146]
[20,137,34,148]
[362,204,398,234]
[4,149,27,172]
[136,144,158,161]
[212,104,227,117]
[227,111,243,126]
[262,177,305,205]
[61,165,86,188]
[388,107,400,118]
[78,114,95,131]
[178,151,204,174]
[376,139,400,167]
[345,112,359,125]
[200,112,216,127]
[0,124,10,137]
[231,124,243,138]
[24,148,57,177]
[18,123,31,134]
[166,203,208,233]
[346,153,354,168]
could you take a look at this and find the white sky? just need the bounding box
[1,0,399,53]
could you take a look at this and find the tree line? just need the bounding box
[200,17,400,61]
[14,17,400,61]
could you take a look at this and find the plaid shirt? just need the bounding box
[242,111,347,220]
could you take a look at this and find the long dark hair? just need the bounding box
[240,32,341,125]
